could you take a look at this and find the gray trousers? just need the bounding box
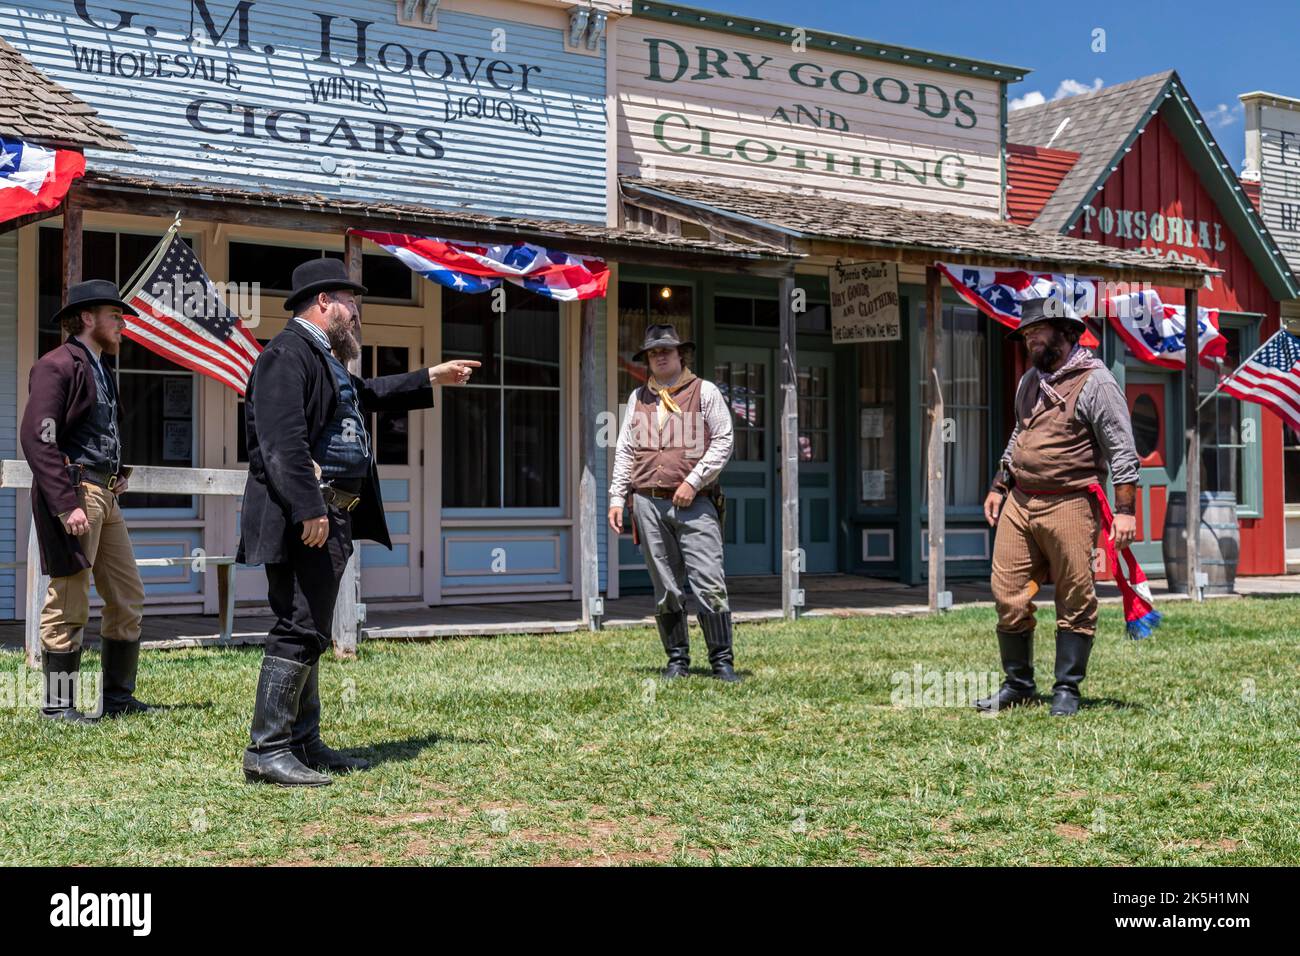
[631,493,730,615]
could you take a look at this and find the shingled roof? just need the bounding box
[621,177,1217,282]
[0,37,130,151]
[1007,72,1172,232]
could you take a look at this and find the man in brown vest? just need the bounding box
[979,297,1139,716]
[608,324,738,681]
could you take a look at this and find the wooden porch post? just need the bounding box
[1184,286,1202,601]
[332,232,365,657]
[579,297,602,630]
[925,266,947,612]
[780,268,801,621]
[61,187,82,304]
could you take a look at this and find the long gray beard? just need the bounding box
[327,317,360,364]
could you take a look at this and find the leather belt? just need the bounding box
[635,485,715,500]
[68,464,120,489]
[321,483,362,512]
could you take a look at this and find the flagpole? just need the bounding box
[119,212,182,299]
[1196,329,1281,411]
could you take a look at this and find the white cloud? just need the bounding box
[1203,102,1242,129]
[1009,90,1046,111]
[1009,77,1104,111]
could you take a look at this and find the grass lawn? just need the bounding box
[1,597,1296,866]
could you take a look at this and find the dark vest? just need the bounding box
[1009,366,1106,491]
[310,345,372,480]
[60,340,120,474]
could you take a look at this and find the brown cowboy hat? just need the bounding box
[632,323,695,362]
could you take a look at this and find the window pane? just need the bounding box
[505,389,560,507]
[374,346,411,466]
[619,282,693,401]
[38,228,116,357]
[504,290,560,387]
[918,306,986,509]
[1286,427,1300,505]
[442,388,500,508]
[361,252,414,301]
[442,290,501,384]
[714,295,752,327]
[228,242,325,294]
[117,372,196,510]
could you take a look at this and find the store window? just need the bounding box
[919,304,989,510]
[441,286,561,510]
[617,282,694,402]
[38,228,199,511]
[715,294,830,332]
[227,241,415,304]
[1198,324,1252,504]
[858,340,897,508]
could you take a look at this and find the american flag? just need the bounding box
[936,263,1100,348]
[353,230,609,301]
[1218,330,1300,433]
[120,230,261,394]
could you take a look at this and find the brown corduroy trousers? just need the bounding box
[991,488,1101,637]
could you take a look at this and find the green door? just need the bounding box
[1125,370,1176,574]
[714,347,775,574]
[714,347,837,575]
[795,352,837,573]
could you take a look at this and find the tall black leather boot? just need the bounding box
[697,610,740,682]
[655,611,690,678]
[101,640,152,717]
[40,649,95,724]
[1051,630,1095,717]
[243,656,331,787]
[290,661,370,772]
[974,630,1038,712]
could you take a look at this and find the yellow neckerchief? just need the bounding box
[647,368,697,424]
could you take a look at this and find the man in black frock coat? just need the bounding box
[239,258,479,786]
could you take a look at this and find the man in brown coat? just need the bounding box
[979,296,1139,717]
[20,280,151,723]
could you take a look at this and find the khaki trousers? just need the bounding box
[39,482,145,653]
[990,488,1100,637]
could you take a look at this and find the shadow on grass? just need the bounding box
[359,731,487,766]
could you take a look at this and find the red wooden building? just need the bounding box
[1008,71,1300,576]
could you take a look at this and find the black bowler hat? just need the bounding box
[52,279,139,326]
[283,257,368,313]
[1009,295,1087,339]
[633,323,695,362]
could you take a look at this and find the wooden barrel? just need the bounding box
[1162,491,1240,595]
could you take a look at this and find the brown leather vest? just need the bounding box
[1009,366,1106,491]
[628,378,709,492]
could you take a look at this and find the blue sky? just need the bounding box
[712,0,1297,172]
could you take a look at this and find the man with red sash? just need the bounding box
[979,296,1154,717]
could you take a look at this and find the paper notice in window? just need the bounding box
[860,407,885,439]
[861,470,886,501]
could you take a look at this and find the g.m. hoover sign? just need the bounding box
[1,0,609,221]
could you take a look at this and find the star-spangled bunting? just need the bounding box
[120,229,261,394]
[0,135,85,227]
[352,230,609,301]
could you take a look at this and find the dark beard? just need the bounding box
[1030,343,1063,372]
[327,316,360,363]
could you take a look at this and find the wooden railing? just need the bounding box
[0,460,363,667]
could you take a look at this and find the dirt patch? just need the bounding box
[1054,823,1090,841]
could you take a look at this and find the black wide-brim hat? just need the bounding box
[284,257,368,313]
[51,279,139,326]
[1009,295,1088,340]
[633,323,695,362]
